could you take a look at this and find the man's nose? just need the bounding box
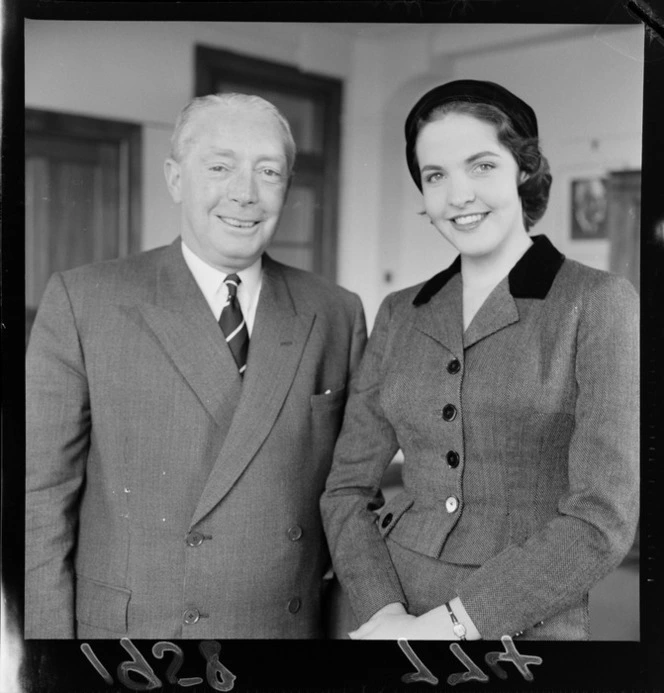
[448,175,476,207]
[228,169,258,204]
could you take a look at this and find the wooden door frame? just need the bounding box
[25,109,142,340]
[25,108,143,260]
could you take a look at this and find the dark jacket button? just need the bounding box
[447,359,461,374]
[287,525,303,541]
[442,404,457,421]
[446,450,460,468]
[185,531,204,547]
[381,513,393,528]
[183,608,200,625]
[288,597,301,614]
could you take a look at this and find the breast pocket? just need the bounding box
[310,387,347,460]
[310,387,347,412]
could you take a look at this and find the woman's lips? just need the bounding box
[449,212,490,230]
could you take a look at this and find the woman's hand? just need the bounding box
[349,599,481,640]
[348,602,415,640]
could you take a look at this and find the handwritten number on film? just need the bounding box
[399,635,543,686]
[82,634,540,689]
[81,638,236,690]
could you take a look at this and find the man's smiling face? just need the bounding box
[165,103,290,272]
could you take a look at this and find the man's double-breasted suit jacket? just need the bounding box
[26,239,366,639]
[321,235,639,639]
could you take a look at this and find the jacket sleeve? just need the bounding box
[348,292,368,382]
[457,274,640,638]
[25,272,90,638]
[320,294,406,624]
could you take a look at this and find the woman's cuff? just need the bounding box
[448,596,482,640]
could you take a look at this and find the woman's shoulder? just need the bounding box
[375,279,439,322]
[378,259,461,313]
[554,258,639,316]
[559,256,626,285]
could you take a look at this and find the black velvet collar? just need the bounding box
[413,235,565,306]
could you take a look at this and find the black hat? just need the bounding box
[405,79,538,190]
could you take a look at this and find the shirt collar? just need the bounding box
[413,234,565,306]
[181,240,262,303]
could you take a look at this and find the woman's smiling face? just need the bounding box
[416,112,528,262]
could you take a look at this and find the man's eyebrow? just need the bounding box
[201,149,286,164]
[202,148,236,159]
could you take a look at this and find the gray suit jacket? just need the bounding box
[321,235,639,640]
[26,239,366,639]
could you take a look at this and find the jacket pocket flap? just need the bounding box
[76,574,131,633]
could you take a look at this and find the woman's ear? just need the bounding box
[518,170,530,185]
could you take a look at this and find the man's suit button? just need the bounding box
[447,359,461,374]
[287,525,303,541]
[442,404,457,421]
[446,450,460,468]
[183,608,200,625]
[288,598,301,614]
[185,531,204,547]
[445,496,459,513]
[381,513,393,528]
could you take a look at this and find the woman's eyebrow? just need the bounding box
[466,150,501,164]
[420,150,502,172]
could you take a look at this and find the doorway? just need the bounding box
[25,109,142,341]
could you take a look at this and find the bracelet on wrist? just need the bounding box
[445,602,467,640]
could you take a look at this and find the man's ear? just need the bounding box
[164,158,182,203]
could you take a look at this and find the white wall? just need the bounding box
[25,21,643,326]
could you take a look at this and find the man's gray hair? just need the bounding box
[169,93,297,174]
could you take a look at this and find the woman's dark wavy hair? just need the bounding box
[419,101,552,231]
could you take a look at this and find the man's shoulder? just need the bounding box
[59,243,175,291]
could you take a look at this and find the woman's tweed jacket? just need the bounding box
[321,235,639,639]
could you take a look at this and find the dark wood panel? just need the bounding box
[25,109,142,342]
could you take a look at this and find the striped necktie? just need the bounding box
[219,274,249,376]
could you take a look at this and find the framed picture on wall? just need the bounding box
[570,176,609,239]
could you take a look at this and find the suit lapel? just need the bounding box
[463,278,520,348]
[190,256,316,527]
[413,273,465,358]
[135,241,242,428]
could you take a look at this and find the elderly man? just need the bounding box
[25,94,366,639]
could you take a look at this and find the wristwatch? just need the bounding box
[445,602,467,640]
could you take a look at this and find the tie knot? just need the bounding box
[224,274,241,298]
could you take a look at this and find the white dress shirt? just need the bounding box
[181,241,262,336]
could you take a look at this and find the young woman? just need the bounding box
[320,80,639,640]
